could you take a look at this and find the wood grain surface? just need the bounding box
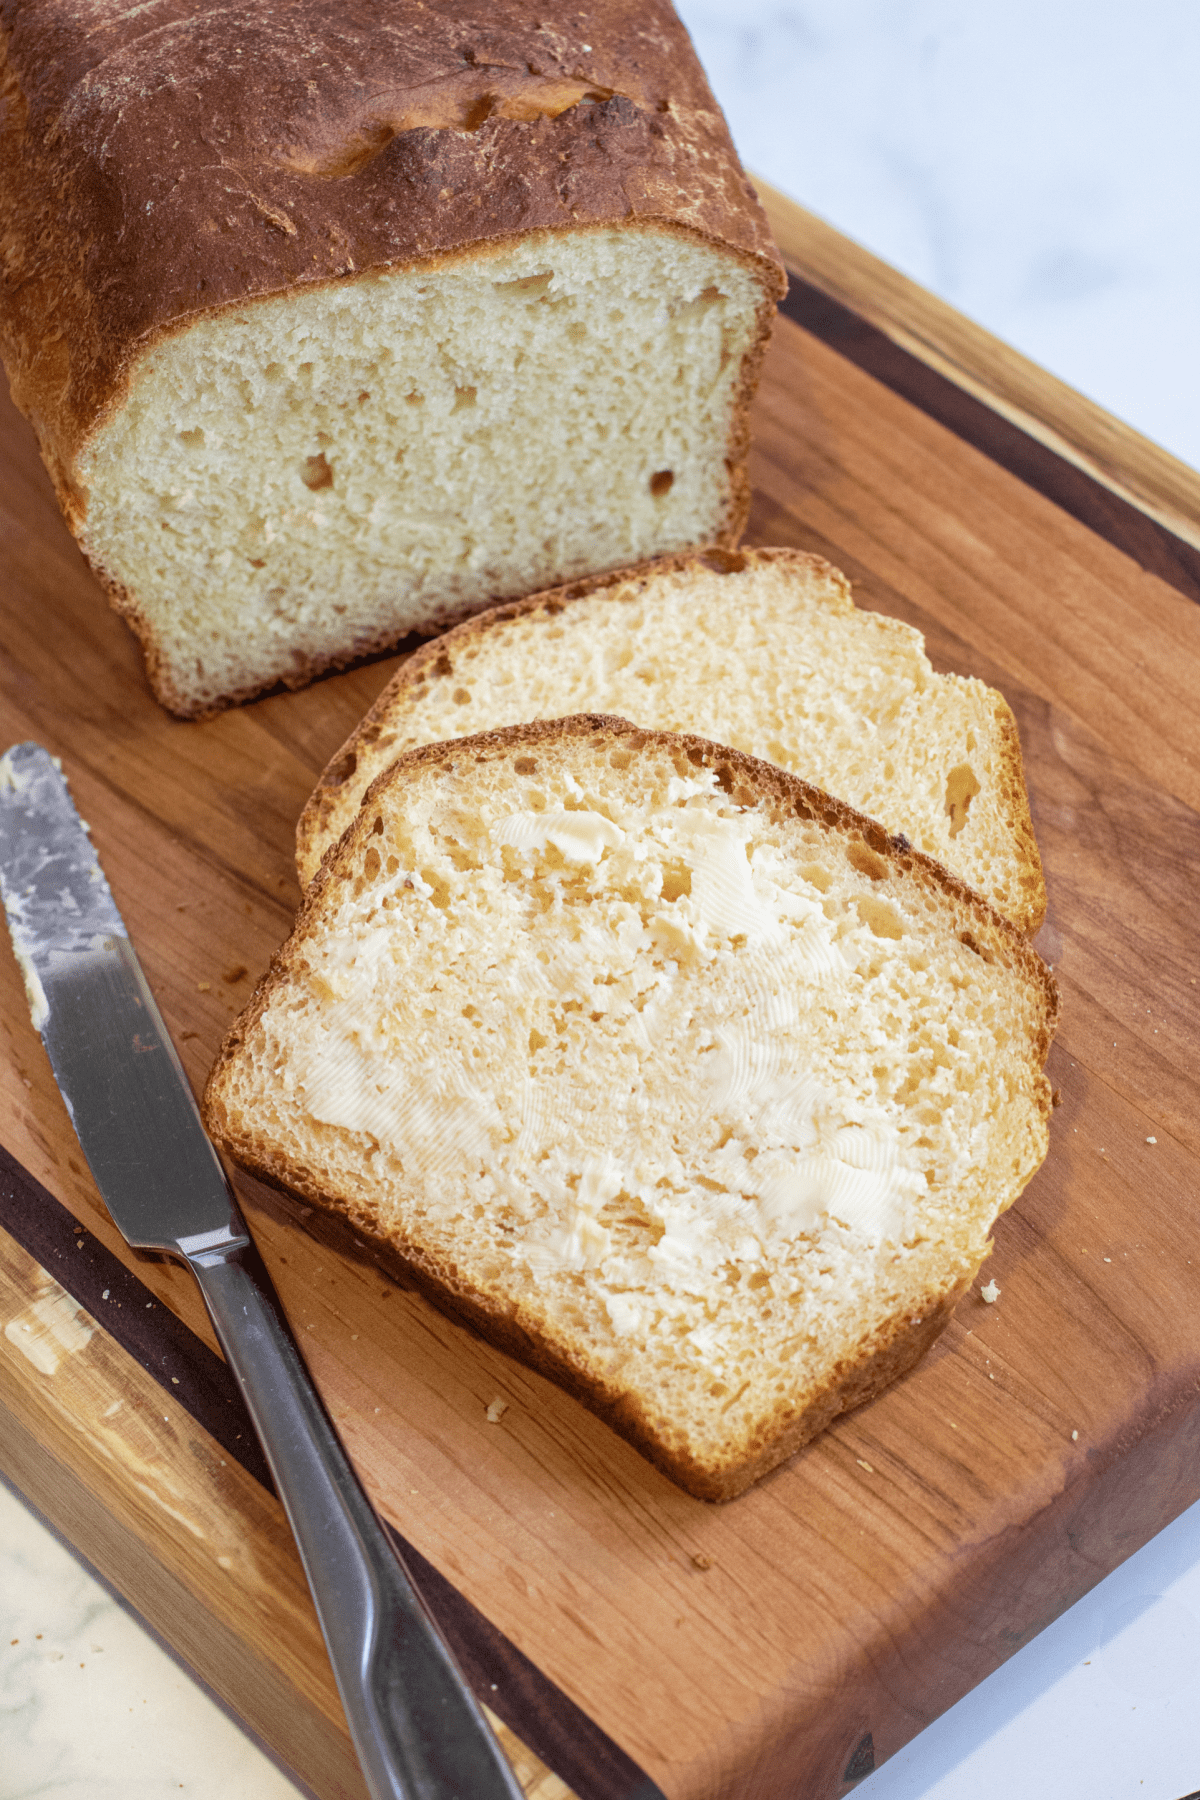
[2,249,1199,1800]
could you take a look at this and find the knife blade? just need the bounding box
[0,741,526,1800]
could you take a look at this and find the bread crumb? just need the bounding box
[485,1397,509,1424]
[690,1552,712,1570]
[197,980,211,992]
[856,1458,874,1473]
[1146,1136,1157,1145]
[981,1280,1001,1303]
[1071,1430,1078,1441]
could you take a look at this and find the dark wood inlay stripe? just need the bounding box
[778,276,1200,608]
[0,1143,663,1800]
[0,1142,276,1490]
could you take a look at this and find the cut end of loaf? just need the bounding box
[76,228,771,717]
[208,717,1057,1499]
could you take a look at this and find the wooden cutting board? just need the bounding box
[2,181,1198,1800]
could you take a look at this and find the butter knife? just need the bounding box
[0,741,525,1800]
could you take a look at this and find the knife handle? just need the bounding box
[184,1236,526,1800]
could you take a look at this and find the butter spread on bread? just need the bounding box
[205,716,1058,1500]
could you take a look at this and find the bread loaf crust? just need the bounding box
[0,0,785,512]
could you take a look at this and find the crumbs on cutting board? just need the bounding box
[485,1397,509,1424]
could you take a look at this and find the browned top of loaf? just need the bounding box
[0,0,785,490]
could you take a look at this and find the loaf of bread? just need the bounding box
[297,547,1047,933]
[205,715,1058,1500]
[0,1,784,718]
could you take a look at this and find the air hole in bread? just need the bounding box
[453,385,477,411]
[452,687,471,704]
[178,427,205,449]
[494,270,555,301]
[301,452,334,491]
[432,652,453,677]
[372,815,385,835]
[363,847,381,879]
[699,548,747,576]
[660,866,692,902]
[846,842,889,882]
[327,750,357,787]
[609,748,632,770]
[676,285,727,319]
[513,757,538,775]
[945,762,981,837]
[650,469,674,497]
[856,895,905,940]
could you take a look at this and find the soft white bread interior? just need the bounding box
[77,230,769,717]
[297,548,1046,933]
[207,716,1058,1500]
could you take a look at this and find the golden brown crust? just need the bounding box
[0,0,785,482]
[206,715,1058,1498]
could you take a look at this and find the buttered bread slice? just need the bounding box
[297,547,1046,934]
[208,716,1057,1500]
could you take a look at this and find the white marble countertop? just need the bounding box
[4,4,1199,1798]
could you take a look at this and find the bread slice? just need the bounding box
[297,548,1046,934]
[0,3,783,718]
[206,715,1058,1500]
